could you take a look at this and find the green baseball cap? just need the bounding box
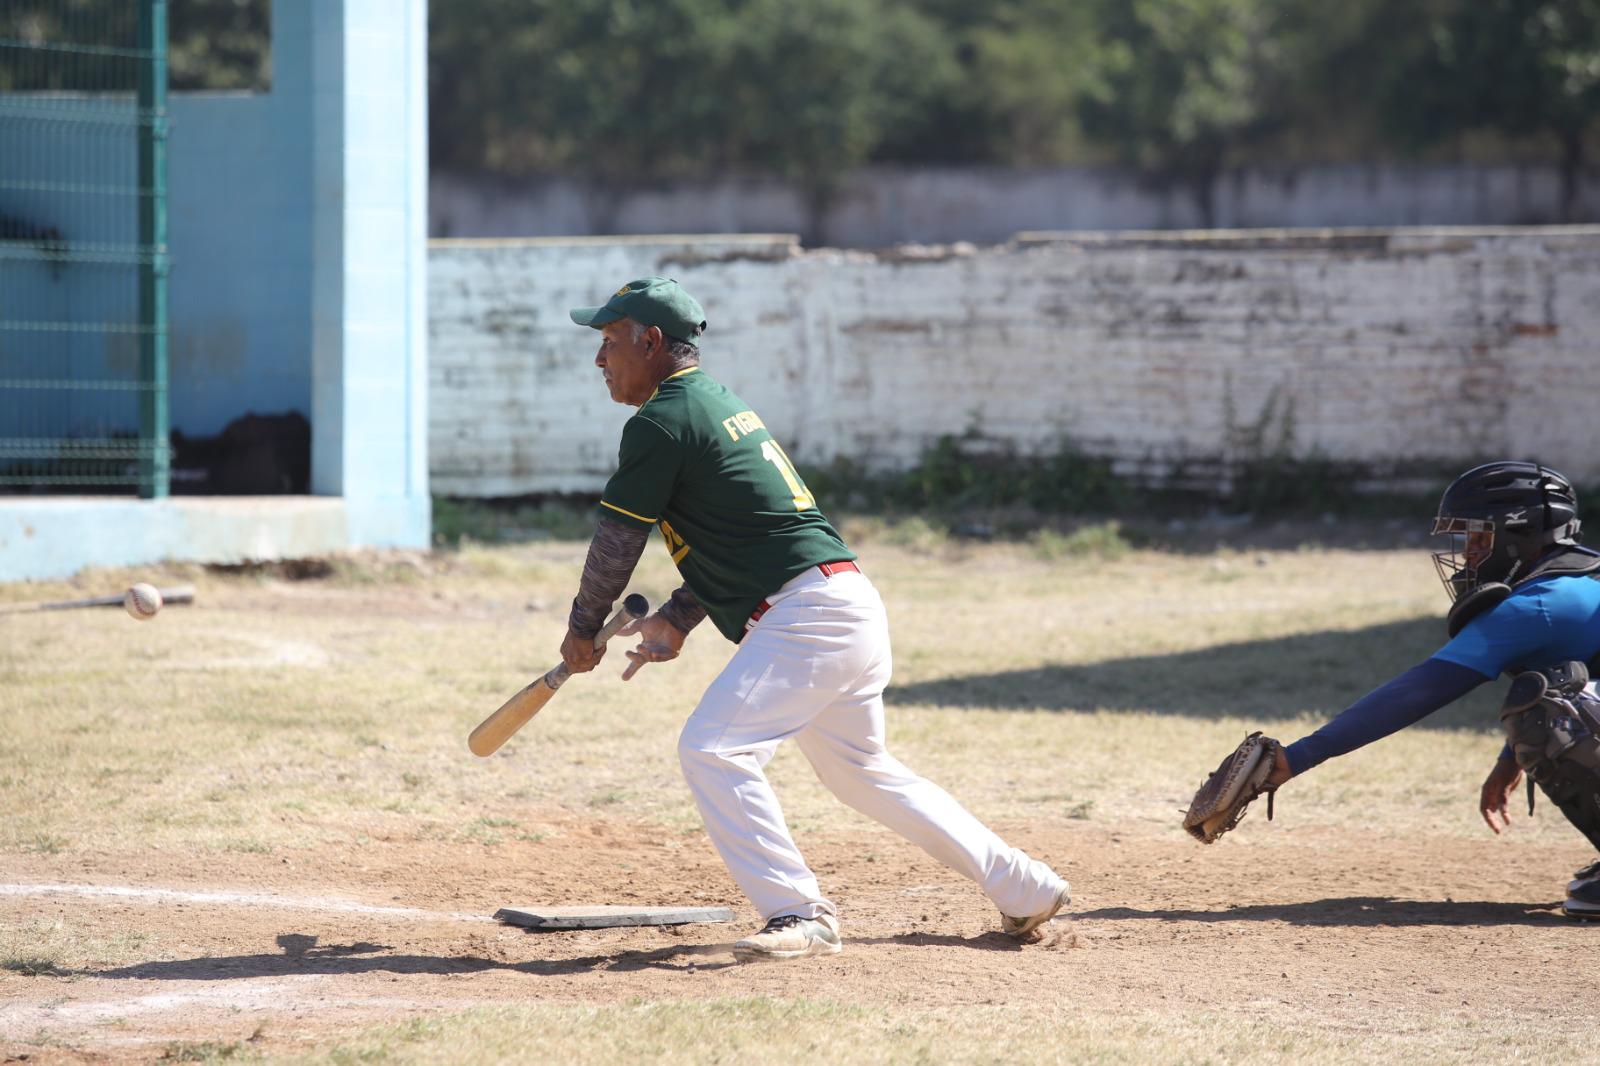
[569,276,708,345]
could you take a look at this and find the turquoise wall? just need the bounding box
[0,7,317,440]
[0,0,430,579]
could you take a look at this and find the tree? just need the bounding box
[429,0,733,180]
[1076,0,1292,225]
[0,1,271,92]
[713,0,956,239]
[1383,0,1600,220]
[957,0,1102,167]
[429,0,956,241]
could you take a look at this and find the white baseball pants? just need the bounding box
[677,565,1066,922]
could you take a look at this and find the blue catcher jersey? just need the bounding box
[1436,571,1600,679]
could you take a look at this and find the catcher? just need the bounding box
[1185,461,1600,920]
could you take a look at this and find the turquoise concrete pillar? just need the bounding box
[310,0,431,547]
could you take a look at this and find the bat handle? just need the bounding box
[593,593,647,647]
[550,593,649,691]
[466,593,652,757]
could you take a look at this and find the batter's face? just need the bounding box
[594,320,662,406]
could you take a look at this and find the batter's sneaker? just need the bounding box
[1000,881,1072,940]
[732,913,842,963]
[1562,878,1600,920]
[1567,858,1600,894]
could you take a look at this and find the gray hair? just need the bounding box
[627,318,700,368]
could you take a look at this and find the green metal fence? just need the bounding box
[0,0,169,497]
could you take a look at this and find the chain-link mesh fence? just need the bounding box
[0,1,168,496]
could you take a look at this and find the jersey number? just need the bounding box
[761,439,815,511]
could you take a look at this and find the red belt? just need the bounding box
[746,560,861,629]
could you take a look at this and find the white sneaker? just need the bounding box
[1563,878,1600,921]
[1000,881,1071,939]
[1566,858,1600,894]
[732,913,842,963]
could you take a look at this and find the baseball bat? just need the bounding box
[0,584,196,615]
[468,593,648,757]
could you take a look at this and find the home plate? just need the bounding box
[494,905,735,930]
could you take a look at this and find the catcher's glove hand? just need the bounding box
[1183,731,1283,844]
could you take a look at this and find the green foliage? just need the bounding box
[431,496,596,548]
[422,0,1600,216]
[169,0,272,92]
[429,0,955,229]
[158,1039,254,1062]
[717,0,957,193]
[0,1,271,92]
[1382,1,1600,145]
[890,431,1126,514]
[1076,0,1289,217]
[1218,384,1363,515]
[1,955,61,976]
[14,2,1595,201]
[802,420,1420,528]
[1032,522,1131,561]
[1379,0,1600,215]
[429,0,737,180]
[957,1,1102,165]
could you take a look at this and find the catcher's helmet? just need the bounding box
[1432,461,1582,600]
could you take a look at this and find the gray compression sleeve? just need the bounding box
[567,516,649,639]
[657,583,708,635]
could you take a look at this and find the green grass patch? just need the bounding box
[1,955,62,976]
[432,495,596,547]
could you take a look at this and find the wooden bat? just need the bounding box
[0,584,196,615]
[468,593,649,757]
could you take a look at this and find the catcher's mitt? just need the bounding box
[1183,732,1282,844]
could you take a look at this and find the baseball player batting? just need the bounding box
[558,277,1069,962]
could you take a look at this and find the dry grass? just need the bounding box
[0,532,1585,1062]
[0,534,1530,851]
[0,528,1561,845]
[268,1001,1593,1066]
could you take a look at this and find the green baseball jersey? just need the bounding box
[599,367,855,642]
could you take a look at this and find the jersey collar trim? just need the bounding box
[647,365,700,404]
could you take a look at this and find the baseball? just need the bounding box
[123,583,163,621]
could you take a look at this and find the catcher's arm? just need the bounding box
[1267,747,1292,788]
[1478,755,1523,834]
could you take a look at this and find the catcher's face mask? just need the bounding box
[1431,516,1495,601]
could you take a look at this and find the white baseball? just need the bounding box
[124,583,163,621]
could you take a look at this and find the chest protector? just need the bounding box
[1499,660,1600,853]
[1446,547,1600,639]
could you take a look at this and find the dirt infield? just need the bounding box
[4,536,1599,1062]
[3,820,1593,1062]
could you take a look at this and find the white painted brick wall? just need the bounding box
[428,228,1600,497]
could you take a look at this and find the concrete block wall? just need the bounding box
[432,164,1600,248]
[428,228,1600,497]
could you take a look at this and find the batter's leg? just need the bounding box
[677,623,844,921]
[795,687,1066,920]
[787,575,1066,920]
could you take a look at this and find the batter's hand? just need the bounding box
[559,626,607,674]
[1479,757,1524,834]
[618,613,687,680]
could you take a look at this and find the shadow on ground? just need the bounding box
[1077,896,1565,928]
[79,927,1032,983]
[888,616,1503,727]
[82,933,740,980]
